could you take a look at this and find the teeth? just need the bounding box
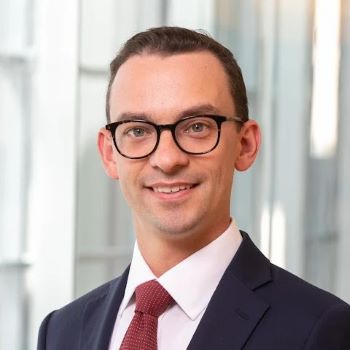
[153,185,192,193]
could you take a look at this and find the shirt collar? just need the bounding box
[118,242,155,315]
[118,219,242,320]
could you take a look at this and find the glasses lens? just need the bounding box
[115,121,157,158]
[175,116,219,154]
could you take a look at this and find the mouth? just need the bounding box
[152,184,195,193]
[145,182,199,198]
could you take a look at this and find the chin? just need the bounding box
[152,215,203,237]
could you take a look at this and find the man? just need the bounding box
[38,27,350,349]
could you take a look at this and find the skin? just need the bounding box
[98,51,261,276]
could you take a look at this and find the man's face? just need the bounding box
[101,51,255,242]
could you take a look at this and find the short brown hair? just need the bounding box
[106,26,248,123]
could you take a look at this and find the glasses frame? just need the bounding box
[105,114,244,159]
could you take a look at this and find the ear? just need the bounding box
[97,128,119,179]
[234,120,261,171]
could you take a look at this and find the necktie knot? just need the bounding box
[135,280,173,317]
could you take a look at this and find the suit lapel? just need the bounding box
[188,232,271,350]
[80,266,130,350]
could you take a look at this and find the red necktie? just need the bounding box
[120,280,174,350]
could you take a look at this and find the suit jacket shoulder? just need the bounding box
[37,268,129,350]
[257,262,350,349]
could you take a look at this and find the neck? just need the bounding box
[135,218,231,277]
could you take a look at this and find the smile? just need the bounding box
[152,184,194,193]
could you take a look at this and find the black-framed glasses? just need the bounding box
[105,114,244,159]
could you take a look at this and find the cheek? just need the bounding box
[116,162,144,201]
[211,153,236,193]
[213,166,234,192]
[115,162,133,196]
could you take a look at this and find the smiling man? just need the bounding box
[38,27,350,350]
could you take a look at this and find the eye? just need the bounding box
[183,119,211,134]
[122,123,154,138]
[188,122,206,133]
[127,127,147,137]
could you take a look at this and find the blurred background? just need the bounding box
[1,0,350,349]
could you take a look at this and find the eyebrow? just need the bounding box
[115,112,149,122]
[178,104,221,119]
[114,104,222,123]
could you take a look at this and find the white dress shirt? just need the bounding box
[108,220,242,350]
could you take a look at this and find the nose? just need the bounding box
[149,130,189,174]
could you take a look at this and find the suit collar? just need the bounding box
[188,231,272,350]
[229,231,272,290]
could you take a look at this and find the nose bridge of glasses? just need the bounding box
[158,123,176,133]
[157,123,178,141]
[155,123,181,151]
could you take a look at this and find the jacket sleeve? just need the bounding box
[303,302,350,349]
[37,311,55,350]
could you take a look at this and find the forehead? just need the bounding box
[109,51,235,122]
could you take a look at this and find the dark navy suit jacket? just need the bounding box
[37,232,350,349]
